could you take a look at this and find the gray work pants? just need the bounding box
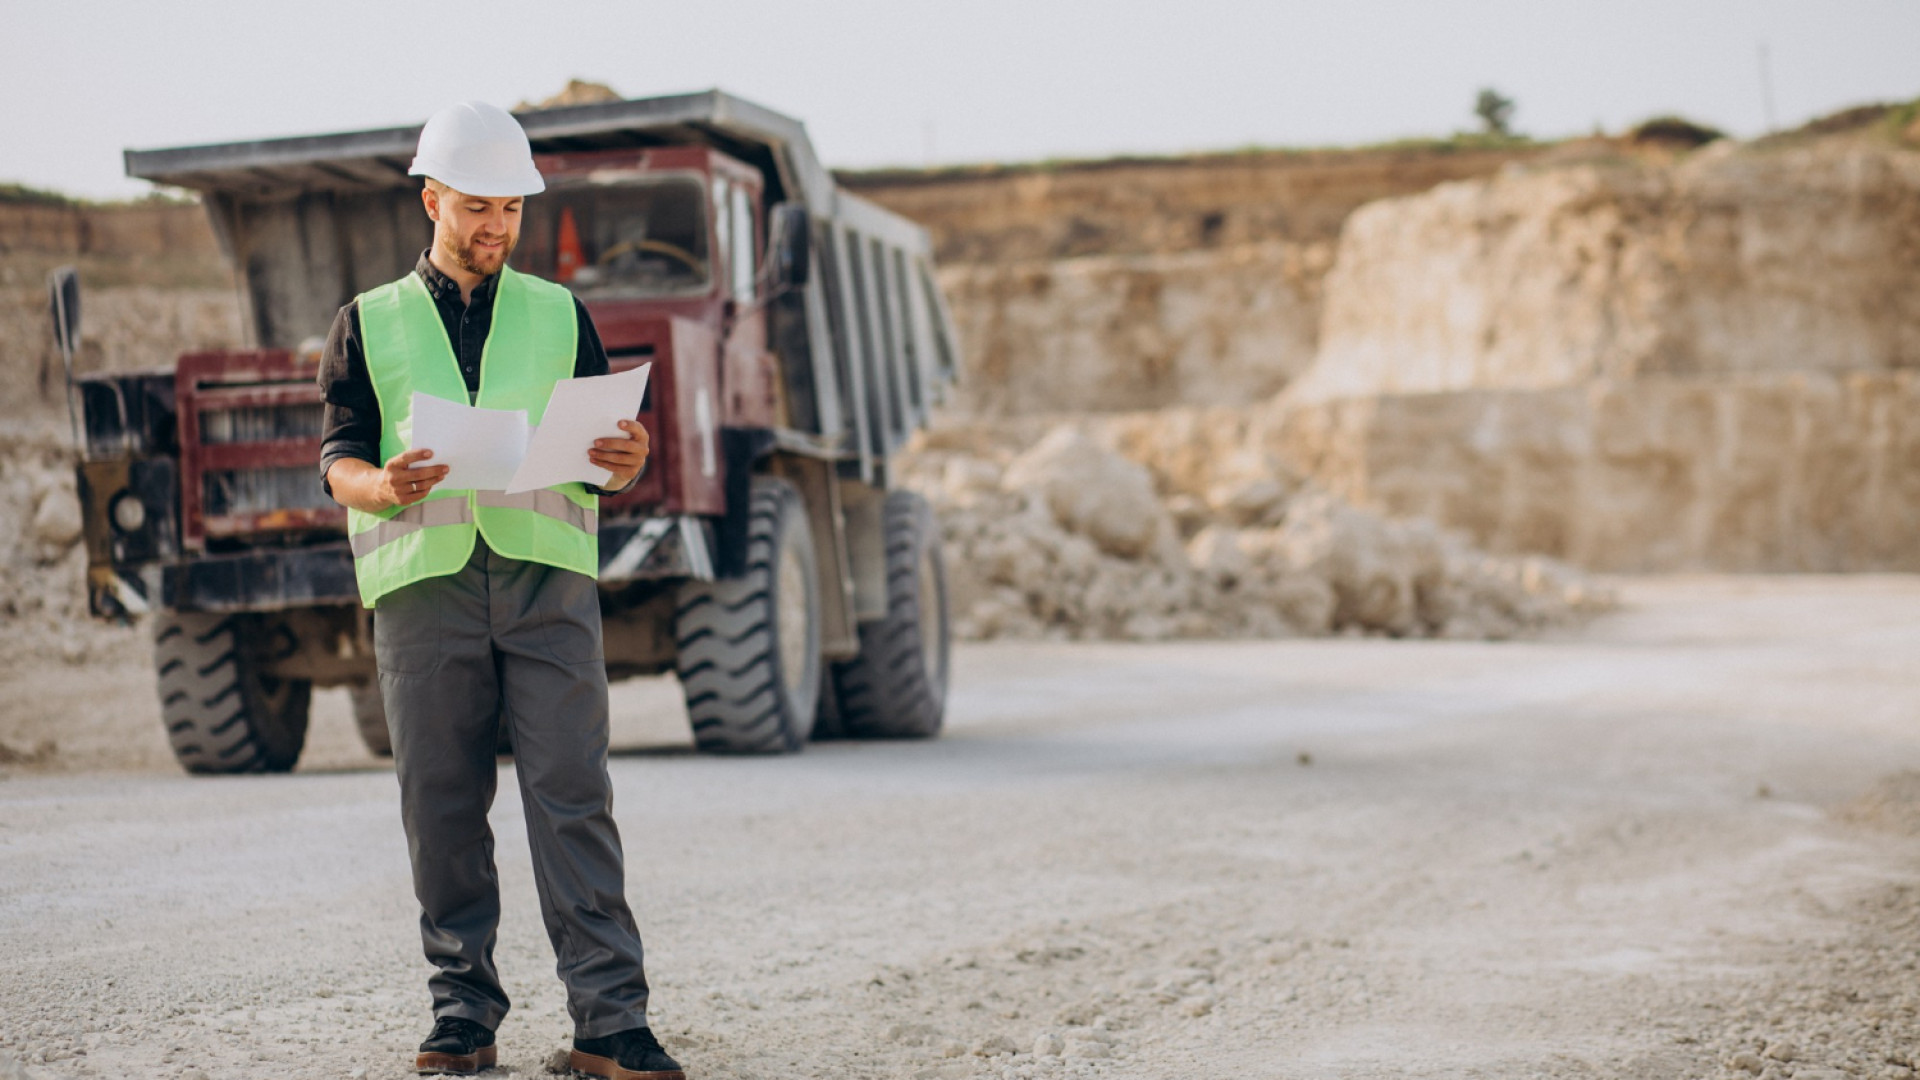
[376,538,649,1038]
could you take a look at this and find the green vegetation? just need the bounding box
[1749,96,1920,148]
[1474,89,1516,137]
[1881,98,1920,145]
[1349,131,1537,154]
[835,132,1543,187]
[0,182,76,207]
[0,182,197,208]
[1626,116,1725,148]
[828,92,1920,190]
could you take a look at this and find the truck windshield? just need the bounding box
[517,172,712,298]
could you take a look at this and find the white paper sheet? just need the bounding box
[408,392,529,491]
[506,364,652,494]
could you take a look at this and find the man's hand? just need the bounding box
[590,420,651,491]
[326,450,449,514]
[378,449,450,508]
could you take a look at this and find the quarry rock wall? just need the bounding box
[0,282,244,416]
[1256,135,1920,571]
[0,200,240,417]
[1269,373,1920,572]
[844,145,1538,264]
[7,128,1915,581]
[1287,142,1920,405]
[0,200,220,264]
[938,242,1326,414]
[851,145,1535,416]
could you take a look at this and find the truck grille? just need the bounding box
[203,466,333,518]
[199,403,325,443]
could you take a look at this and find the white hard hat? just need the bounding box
[408,101,546,197]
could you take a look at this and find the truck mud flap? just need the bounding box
[713,427,777,578]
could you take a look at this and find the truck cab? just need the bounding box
[525,146,779,521]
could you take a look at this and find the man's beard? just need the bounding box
[443,230,515,276]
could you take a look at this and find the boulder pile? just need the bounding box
[0,422,109,665]
[898,420,1612,642]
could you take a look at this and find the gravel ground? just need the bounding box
[2,575,1918,1079]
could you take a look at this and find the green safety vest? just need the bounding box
[347,264,598,608]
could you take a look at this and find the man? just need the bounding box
[318,100,685,1080]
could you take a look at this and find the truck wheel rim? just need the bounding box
[778,539,811,695]
[917,545,941,681]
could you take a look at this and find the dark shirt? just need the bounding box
[318,250,631,496]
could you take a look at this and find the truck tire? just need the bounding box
[831,490,950,739]
[674,475,820,753]
[349,682,392,757]
[154,613,311,774]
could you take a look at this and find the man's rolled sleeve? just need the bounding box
[317,303,381,498]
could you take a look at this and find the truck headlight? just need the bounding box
[110,491,147,533]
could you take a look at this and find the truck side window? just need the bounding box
[712,178,733,297]
[730,184,756,301]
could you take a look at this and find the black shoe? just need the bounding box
[416,1016,497,1075]
[570,1027,685,1080]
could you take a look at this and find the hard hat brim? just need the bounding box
[408,157,547,198]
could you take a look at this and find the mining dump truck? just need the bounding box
[68,90,957,773]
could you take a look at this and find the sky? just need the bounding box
[3,0,1917,200]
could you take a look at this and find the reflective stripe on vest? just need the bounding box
[348,496,473,558]
[348,490,595,559]
[475,489,598,534]
[346,265,599,608]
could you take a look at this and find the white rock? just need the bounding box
[941,457,1004,503]
[1003,427,1167,559]
[884,1023,940,1047]
[902,433,1606,645]
[1206,477,1290,526]
[973,1034,1019,1057]
[1032,1032,1065,1057]
[1062,1039,1110,1060]
[31,489,83,549]
[1269,572,1336,635]
[1187,526,1249,585]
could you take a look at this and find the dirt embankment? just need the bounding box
[1261,116,1920,572]
[937,242,1328,413]
[1272,373,1920,573]
[840,144,1542,264]
[850,123,1920,426]
[844,145,1540,416]
[1288,139,1920,404]
[0,198,251,768]
[0,198,242,419]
